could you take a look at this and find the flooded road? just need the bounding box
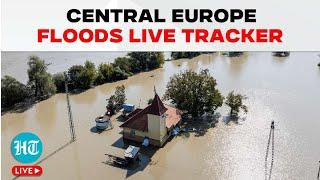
[2,52,320,179]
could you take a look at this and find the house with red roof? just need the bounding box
[120,92,182,147]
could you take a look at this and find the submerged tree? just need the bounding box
[164,69,224,118]
[148,52,165,70]
[27,56,56,98]
[225,91,248,116]
[113,66,129,80]
[114,85,126,110]
[1,76,31,108]
[107,95,117,115]
[127,52,165,72]
[53,72,66,92]
[95,63,115,84]
[107,85,126,114]
[113,56,132,73]
[68,61,96,89]
[68,65,86,89]
[83,60,97,85]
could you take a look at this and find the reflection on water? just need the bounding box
[1,52,320,180]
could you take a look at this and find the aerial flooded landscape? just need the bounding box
[1,52,320,179]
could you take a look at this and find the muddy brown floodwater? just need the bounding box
[2,52,320,180]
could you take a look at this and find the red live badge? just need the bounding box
[12,165,43,176]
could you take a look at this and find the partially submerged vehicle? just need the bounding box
[272,51,290,57]
[222,51,244,57]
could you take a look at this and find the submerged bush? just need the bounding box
[225,91,248,115]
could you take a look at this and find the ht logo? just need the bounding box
[13,140,40,156]
[11,132,43,164]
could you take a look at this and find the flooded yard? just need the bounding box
[2,52,320,179]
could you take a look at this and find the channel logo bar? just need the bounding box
[11,132,44,177]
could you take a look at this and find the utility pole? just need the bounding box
[64,73,76,142]
[317,161,320,180]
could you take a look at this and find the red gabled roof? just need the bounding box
[127,108,142,118]
[165,105,183,128]
[120,93,169,131]
[120,107,149,131]
[148,93,167,116]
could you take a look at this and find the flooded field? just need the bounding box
[2,52,320,179]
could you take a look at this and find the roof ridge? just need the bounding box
[120,105,150,127]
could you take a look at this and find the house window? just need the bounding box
[130,129,135,137]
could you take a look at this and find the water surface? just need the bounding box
[1,52,320,180]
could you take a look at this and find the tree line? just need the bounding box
[1,52,164,109]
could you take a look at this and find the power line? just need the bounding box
[265,121,275,180]
[64,73,76,142]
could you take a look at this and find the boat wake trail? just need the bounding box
[265,122,275,180]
